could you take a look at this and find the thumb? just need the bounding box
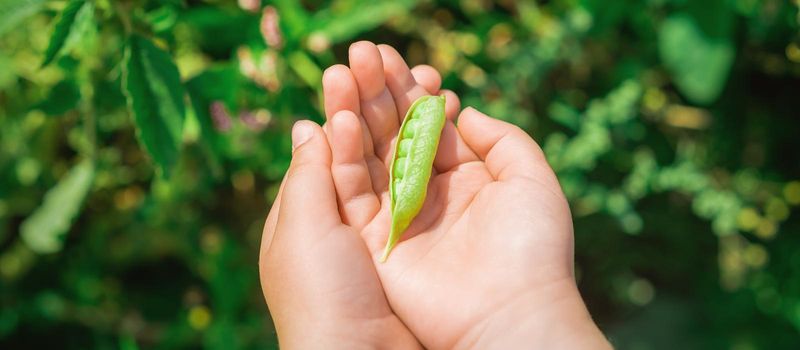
[259,120,342,299]
[278,120,341,234]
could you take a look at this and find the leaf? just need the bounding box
[0,0,48,36]
[186,64,240,170]
[20,160,94,254]
[186,64,240,106]
[34,79,81,115]
[122,35,186,177]
[0,54,17,89]
[61,0,95,58]
[287,51,321,89]
[271,0,311,42]
[146,5,179,33]
[659,14,734,104]
[41,0,86,67]
[309,0,417,44]
[181,7,256,57]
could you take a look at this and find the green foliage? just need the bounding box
[1,0,799,348]
[308,0,418,44]
[20,160,94,254]
[0,0,49,35]
[545,80,643,172]
[123,34,186,177]
[660,14,735,104]
[41,0,88,67]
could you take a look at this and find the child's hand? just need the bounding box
[258,119,421,349]
[261,41,610,349]
[258,41,445,349]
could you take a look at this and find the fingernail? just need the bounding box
[292,121,313,151]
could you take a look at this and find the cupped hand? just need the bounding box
[259,112,420,347]
[258,41,453,348]
[319,42,610,349]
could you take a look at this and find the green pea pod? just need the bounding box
[381,95,446,262]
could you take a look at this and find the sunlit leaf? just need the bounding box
[20,160,94,254]
[61,0,95,57]
[659,14,734,104]
[271,0,311,42]
[0,0,48,35]
[287,51,321,89]
[146,5,178,33]
[41,0,87,67]
[309,0,417,44]
[122,35,186,177]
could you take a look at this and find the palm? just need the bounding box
[320,42,576,349]
[359,150,572,348]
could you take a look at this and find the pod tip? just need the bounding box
[379,239,397,263]
[379,246,391,263]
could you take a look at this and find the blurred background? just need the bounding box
[1,0,799,348]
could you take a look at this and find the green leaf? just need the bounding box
[20,160,94,254]
[0,0,48,36]
[287,51,321,89]
[61,0,95,58]
[122,35,186,177]
[0,54,17,90]
[309,0,417,44]
[271,0,311,43]
[181,7,256,56]
[659,14,734,104]
[186,64,240,106]
[186,64,240,171]
[33,79,81,115]
[146,5,179,33]
[41,0,86,67]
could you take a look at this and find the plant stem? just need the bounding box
[113,0,133,35]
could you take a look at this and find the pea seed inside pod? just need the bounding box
[381,95,446,262]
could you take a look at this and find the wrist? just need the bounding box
[457,280,611,350]
[277,314,421,350]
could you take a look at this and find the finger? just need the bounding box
[261,175,287,255]
[434,120,480,173]
[349,41,399,163]
[322,64,374,156]
[457,107,554,182]
[323,64,361,116]
[377,44,433,122]
[440,89,460,121]
[410,64,441,94]
[328,110,381,229]
[271,121,341,250]
[432,89,478,172]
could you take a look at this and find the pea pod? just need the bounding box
[380,95,446,262]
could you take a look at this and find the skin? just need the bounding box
[259,41,612,349]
